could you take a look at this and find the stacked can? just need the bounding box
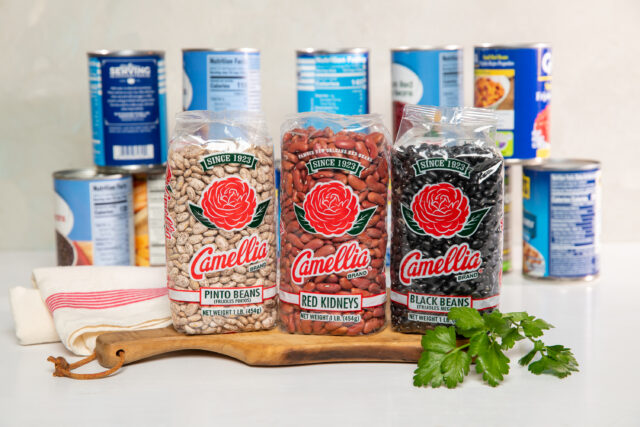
[474,43,551,163]
[296,48,369,115]
[182,48,261,112]
[54,50,168,266]
[391,46,463,136]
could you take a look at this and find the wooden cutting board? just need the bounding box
[94,325,430,368]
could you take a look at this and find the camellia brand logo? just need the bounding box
[109,63,152,79]
[399,243,483,285]
[294,181,376,237]
[402,182,489,238]
[291,241,371,285]
[189,235,269,280]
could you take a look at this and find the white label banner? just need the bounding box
[390,290,499,312]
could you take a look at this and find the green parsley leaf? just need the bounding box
[499,327,525,350]
[421,326,457,354]
[502,312,531,322]
[468,331,490,357]
[448,307,486,337]
[413,352,445,388]
[521,317,554,338]
[518,340,544,366]
[530,345,579,378]
[475,341,510,387]
[483,310,511,336]
[441,350,471,388]
[528,345,579,378]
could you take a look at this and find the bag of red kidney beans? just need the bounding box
[279,113,391,335]
[390,105,503,333]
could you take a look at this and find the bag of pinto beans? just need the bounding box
[278,113,391,335]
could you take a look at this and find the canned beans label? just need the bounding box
[182,50,261,112]
[297,52,369,115]
[55,175,133,266]
[279,115,390,335]
[474,46,551,160]
[89,54,167,166]
[522,166,600,278]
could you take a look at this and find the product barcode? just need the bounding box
[113,144,155,160]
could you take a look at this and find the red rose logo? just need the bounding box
[200,177,257,231]
[303,181,359,236]
[411,183,470,238]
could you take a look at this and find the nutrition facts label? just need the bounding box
[147,176,166,265]
[297,52,368,115]
[550,170,600,276]
[207,52,261,112]
[90,180,132,265]
[439,51,463,107]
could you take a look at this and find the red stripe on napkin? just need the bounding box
[45,287,168,313]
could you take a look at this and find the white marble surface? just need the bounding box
[1,244,639,426]
[1,0,639,250]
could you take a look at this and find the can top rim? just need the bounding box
[523,159,600,172]
[88,49,165,57]
[474,43,551,49]
[182,48,259,53]
[297,48,369,54]
[392,45,463,52]
[53,168,129,180]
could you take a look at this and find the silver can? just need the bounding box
[182,48,261,112]
[133,165,166,266]
[54,168,134,266]
[522,159,601,280]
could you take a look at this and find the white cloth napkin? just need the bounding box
[10,266,172,356]
[9,286,59,345]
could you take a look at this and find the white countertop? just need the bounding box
[1,244,639,427]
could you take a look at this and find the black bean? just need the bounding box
[390,141,504,333]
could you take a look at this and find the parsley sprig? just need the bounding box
[413,307,579,388]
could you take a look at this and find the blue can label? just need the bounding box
[297,52,368,115]
[90,55,167,166]
[55,176,134,266]
[522,167,600,278]
[392,49,463,135]
[183,50,261,111]
[474,46,551,160]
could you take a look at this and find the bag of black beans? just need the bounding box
[390,105,503,333]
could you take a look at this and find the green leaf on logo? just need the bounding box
[346,207,377,236]
[294,204,317,234]
[188,203,218,229]
[401,204,426,235]
[457,207,491,237]
[247,199,271,228]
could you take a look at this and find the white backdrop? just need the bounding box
[1,0,638,249]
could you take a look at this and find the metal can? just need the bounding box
[297,48,369,115]
[182,48,261,111]
[88,50,168,171]
[391,46,463,136]
[503,164,512,273]
[474,44,551,162]
[522,160,601,280]
[133,166,166,266]
[54,169,134,266]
